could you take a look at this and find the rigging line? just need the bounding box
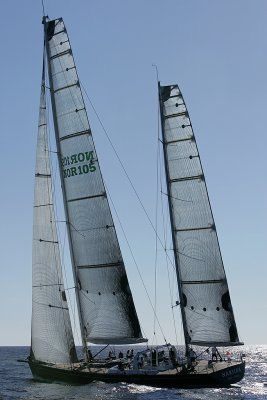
[42,70,63,295]
[80,81,177,272]
[176,251,204,262]
[159,145,169,251]
[164,241,180,345]
[161,190,193,203]
[153,153,158,338]
[67,221,86,237]
[38,53,63,296]
[152,63,177,345]
[41,0,45,16]
[155,86,182,347]
[105,183,168,345]
[158,120,180,346]
[153,63,163,343]
[32,300,69,310]
[57,220,86,238]
[164,242,180,346]
[153,64,161,339]
[80,290,96,305]
[152,64,159,82]
[61,224,81,347]
[44,58,64,252]
[50,145,81,347]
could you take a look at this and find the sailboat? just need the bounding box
[28,16,245,388]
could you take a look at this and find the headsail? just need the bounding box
[44,18,145,345]
[31,58,77,364]
[159,84,242,347]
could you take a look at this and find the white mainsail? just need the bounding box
[159,84,242,347]
[44,18,145,345]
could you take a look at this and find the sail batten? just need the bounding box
[170,175,203,183]
[60,131,91,141]
[68,194,106,203]
[182,279,225,284]
[50,49,72,60]
[45,18,145,346]
[159,84,241,347]
[175,227,214,232]
[77,262,121,269]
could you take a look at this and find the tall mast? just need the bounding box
[158,82,190,354]
[43,17,89,362]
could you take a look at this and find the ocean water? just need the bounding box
[0,345,266,400]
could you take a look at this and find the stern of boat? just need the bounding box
[211,359,245,385]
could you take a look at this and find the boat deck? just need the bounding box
[49,359,242,376]
[29,357,245,387]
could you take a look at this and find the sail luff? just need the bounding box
[44,17,145,345]
[158,82,190,353]
[31,45,78,364]
[158,83,242,347]
[43,17,89,361]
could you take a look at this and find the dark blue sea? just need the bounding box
[0,346,266,399]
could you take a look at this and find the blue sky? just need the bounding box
[0,0,266,346]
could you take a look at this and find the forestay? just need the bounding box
[44,18,145,344]
[31,61,77,364]
[159,84,242,347]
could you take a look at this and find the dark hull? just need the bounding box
[29,360,245,389]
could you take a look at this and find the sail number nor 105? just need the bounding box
[62,151,96,178]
